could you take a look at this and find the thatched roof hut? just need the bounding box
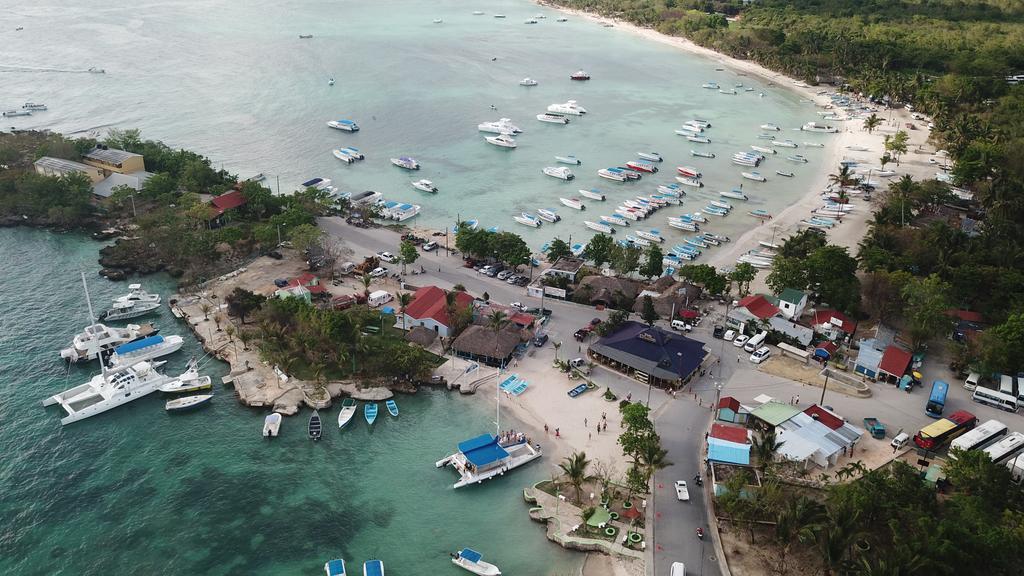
[451,325,523,367]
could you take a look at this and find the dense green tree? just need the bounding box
[289,223,323,255]
[639,245,663,279]
[583,233,615,266]
[729,262,757,296]
[640,295,659,326]
[491,231,531,267]
[900,274,951,350]
[399,240,418,274]
[806,245,861,315]
[978,312,1024,375]
[225,288,266,324]
[546,237,572,262]
[609,243,642,275]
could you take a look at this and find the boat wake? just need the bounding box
[0,64,106,74]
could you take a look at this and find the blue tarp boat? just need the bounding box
[568,383,590,398]
[365,403,378,425]
[363,559,384,576]
[324,559,347,576]
[386,399,399,417]
[113,335,164,355]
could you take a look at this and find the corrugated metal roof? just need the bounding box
[750,401,802,426]
[34,156,94,173]
[708,438,751,465]
[84,147,142,165]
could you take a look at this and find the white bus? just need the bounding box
[743,331,768,353]
[982,432,1024,464]
[949,419,1008,457]
[998,374,1015,396]
[972,387,1019,413]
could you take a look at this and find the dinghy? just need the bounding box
[386,399,399,417]
[363,560,384,576]
[452,548,501,575]
[309,410,323,441]
[365,402,378,425]
[165,394,212,412]
[263,413,282,438]
[337,398,357,428]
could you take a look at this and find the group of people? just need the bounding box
[498,429,527,446]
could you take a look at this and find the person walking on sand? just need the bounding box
[795,394,800,405]
[555,428,560,438]
[584,417,588,427]
[544,424,549,435]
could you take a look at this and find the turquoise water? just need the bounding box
[2,0,833,253]
[0,228,580,574]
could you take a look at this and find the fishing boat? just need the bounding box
[748,209,773,219]
[668,219,698,232]
[99,297,160,322]
[676,166,701,178]
[585,221,613,234]
[106,334,184,368]
[333,398,357,429]
[555,155,581,165]
[598,168,627,182]
[685,212,708,223]
[776,170,795,177]
[697,234,720,246]
[657,183,684,197]
[333,149,355,163]
[547,100,587,115]
[787,155,809,163]
[391,156,420,170]
[478,118,522,134]
[559,197,585,210]
[536,208,560,222]
[615,207,641,220]
[386,399,399,417]
[601,214,629,226]
[703,206,728,216]
[701,82,719,89]
[625,234,650,247]
[691,150,715,158]
[803,142,825,148]
[651,193,678,205]
[719,88,737,95]
[536,113,569,124]
[675,176,703,188]
[570,70,590,81]
[704,232,731,243]
[309,410,323,441]
[578,188,605,201]
[636,229,664,243]
[637,152,663,162]
[801,122,838,133]
[772,139,798,148]
[485,134,517,148]
[612,167,642,180]
[263,413,282,438]
[363,560,384,576]
[751,145,775,155]
[325,559,347,576]
[760,123,781,131]
[732,156,760,167]
[365,402,378,425]
[626,160,657,173]
[514,213,542,227]
[685,236,708,248]
[327,119,360,132]
[709,200,732,210]
[520,78,538,86]
[543,166,574,180]
[412,179,438,193]
[742,171,767,182]
[165,394,212,412]
[452,549,501,576]
[2,110,32,117]
[687,136,711,144]
[158,360,212,393]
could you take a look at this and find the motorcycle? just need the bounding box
[696,527,704,540]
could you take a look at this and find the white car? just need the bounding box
[377,251,397,263]
[750,346,772,364]
[723,329,736,341]
[509,302,528,311]
[369,266,388,278]
[732,334,749,348]
[670,562,686,576]
[674,480,690,501]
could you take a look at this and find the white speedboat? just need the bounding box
[787,155,809,163]
[742,171,767,182]
[536,113,569,124]
[113,284,161,307]
[108,334,185,367]
[598,168,627,182]
[339,147,364,160]
[624,235,650,247]
[434,18,443,23]
[473,11,485,15]
[802,122,838,133]
[751,145,776,155]
[486,134,517,148]
[776,170,795,177]
[493,14,506,18]
[99,298,160,322]
[675,124,702,134]
[560,197,585,210]
[166,394,212,412]
[668,219,698,232]
[675,176,703,188]
[264,413,282,437]
[601,214,629,226]
[760,123,781,131]
[536,208,560,222]
[557,17,567,22]
[543,166,574,180]
[578,188,605,201]
[676,166,702,178]
[452,548,501,576]
[524,18,538,24]
[158,359,212,393]
[412,179,438,193]
[585,221,613,234]
[772,139,798,148]
[391,156,420,170]
[719,88,737,95]
[637,151,663,162]
[60,322,159,363]
[709,200,732,210]
[546,100,586,115]
[383,202,421,222]
[520,78,538,86]
[337,398,357,428]
[687,135,711,144]
[515,213,542,227]
[333,149,355,163]
[636,229,664,243]
[803,142,826,148]
[327,119,360,132]
[657,183,684,197]
[478,118,522,134]
[691,150,715,158]
[555,155,581,165]
[701,82,719,89]
[43,360,170,425]
[615,207,641,221]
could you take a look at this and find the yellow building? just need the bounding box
[33,157,105,183]
[82,147,146,175]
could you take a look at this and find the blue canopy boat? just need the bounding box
[386,399,399,417]
[324,559,347,576]
[364,403,378,425]
[452,548,502,575]
[436,433,542,488]
[363,559,384,576]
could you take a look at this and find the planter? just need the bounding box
[605,526,618,537]
[622,501,633,509]
[855,540,870,553]
[586,382,597,389]
[609,511,619,520]
[628,532,643,544]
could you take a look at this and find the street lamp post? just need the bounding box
[820,357,831,405]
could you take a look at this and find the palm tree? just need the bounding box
[558,451,595,504]
[360,273,373,298]
[397,292,412,331]
[636,439,672,488]
[752,429,785,473]
[817,508,859,576]
[774,496,824,575]
[224,324,236,355]
[486,310,510,369]
[828,164,857,191]
[862,113,881,134]
[553,340,561,362]
[200,302,212,320]
[238,329,252,351]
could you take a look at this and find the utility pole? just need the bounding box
[276,175,280,195]
[820,358,831,405]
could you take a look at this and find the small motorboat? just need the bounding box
[626,160,657,173]
[328,78,335,86]
[803,142,825,148]
[536,113,569,124]
[742,171,767,182]
[391,156,420,170]
[363,560,384,576]
[299,34,313,39]
[165,394,212,412]
[452,548,501,576]
[386,399,399,417]
[701,82,719,89]
[601,214,629,227]
[751,145,776,155]
[585,221,614,234]
[520,78,538,86]
[625,235,650,247]
[412,179,438,193]
[263,413,282,438]
[485,134,517,148]
[675,176,703,188]
[691,150,715,158]
[333,149,355,163]
[337,398,357,428]
[309,410,323,441]
[536,208,560,222]
[687,136,711,144]
[325,559,347,576]
[709,200,732,210]
[760,123,781,131]
[570,70,590,81]
[433,18,443,23]
[158,363,212,394]
[676,166,701,178]
[555,155,581,165]
[748,209,773,220]
[636,229,664,243]
[328,119,360,132]
[772,139,798,148]
[787,155,809,163]
[560,197,585,210]
[776,171,795,177]
[365,402,378,425]
[340,147,364,160]
[515,213,542,227]
[543,166,575,180]
[637,152,663,162]
[578,188,605,201]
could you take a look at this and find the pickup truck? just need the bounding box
[674,480,690,501]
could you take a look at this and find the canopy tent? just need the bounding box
[458,549,483,564]
[678,309,700,319]
[457,434,510,467]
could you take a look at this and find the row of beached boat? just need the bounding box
[280,398,400,441]
[324,545,502,575]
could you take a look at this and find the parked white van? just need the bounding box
[367,290,393,307]
[999,374,1015,396]
[744,331,768,353]
[964,372,981,391]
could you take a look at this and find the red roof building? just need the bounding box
[803,405,844,430]
[737,295,780,320]
[877,345,912,381]
[947,309,983,323]
[812,309,855,337]
[210,190,247,216]
[402,286,474,338]
[710,423,750,444]
[286,273,326,294]
[717,396,740,412]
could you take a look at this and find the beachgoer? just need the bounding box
[795,394,800,405]
[544,424,549,434]
[555,428,560,438]
[584,418,588,427]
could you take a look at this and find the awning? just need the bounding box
[458,434,509,467]
[679,309,700,319]
[459,549,482,564]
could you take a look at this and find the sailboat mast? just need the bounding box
[81,271,96,324]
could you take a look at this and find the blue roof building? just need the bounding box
[588,321,707,388]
